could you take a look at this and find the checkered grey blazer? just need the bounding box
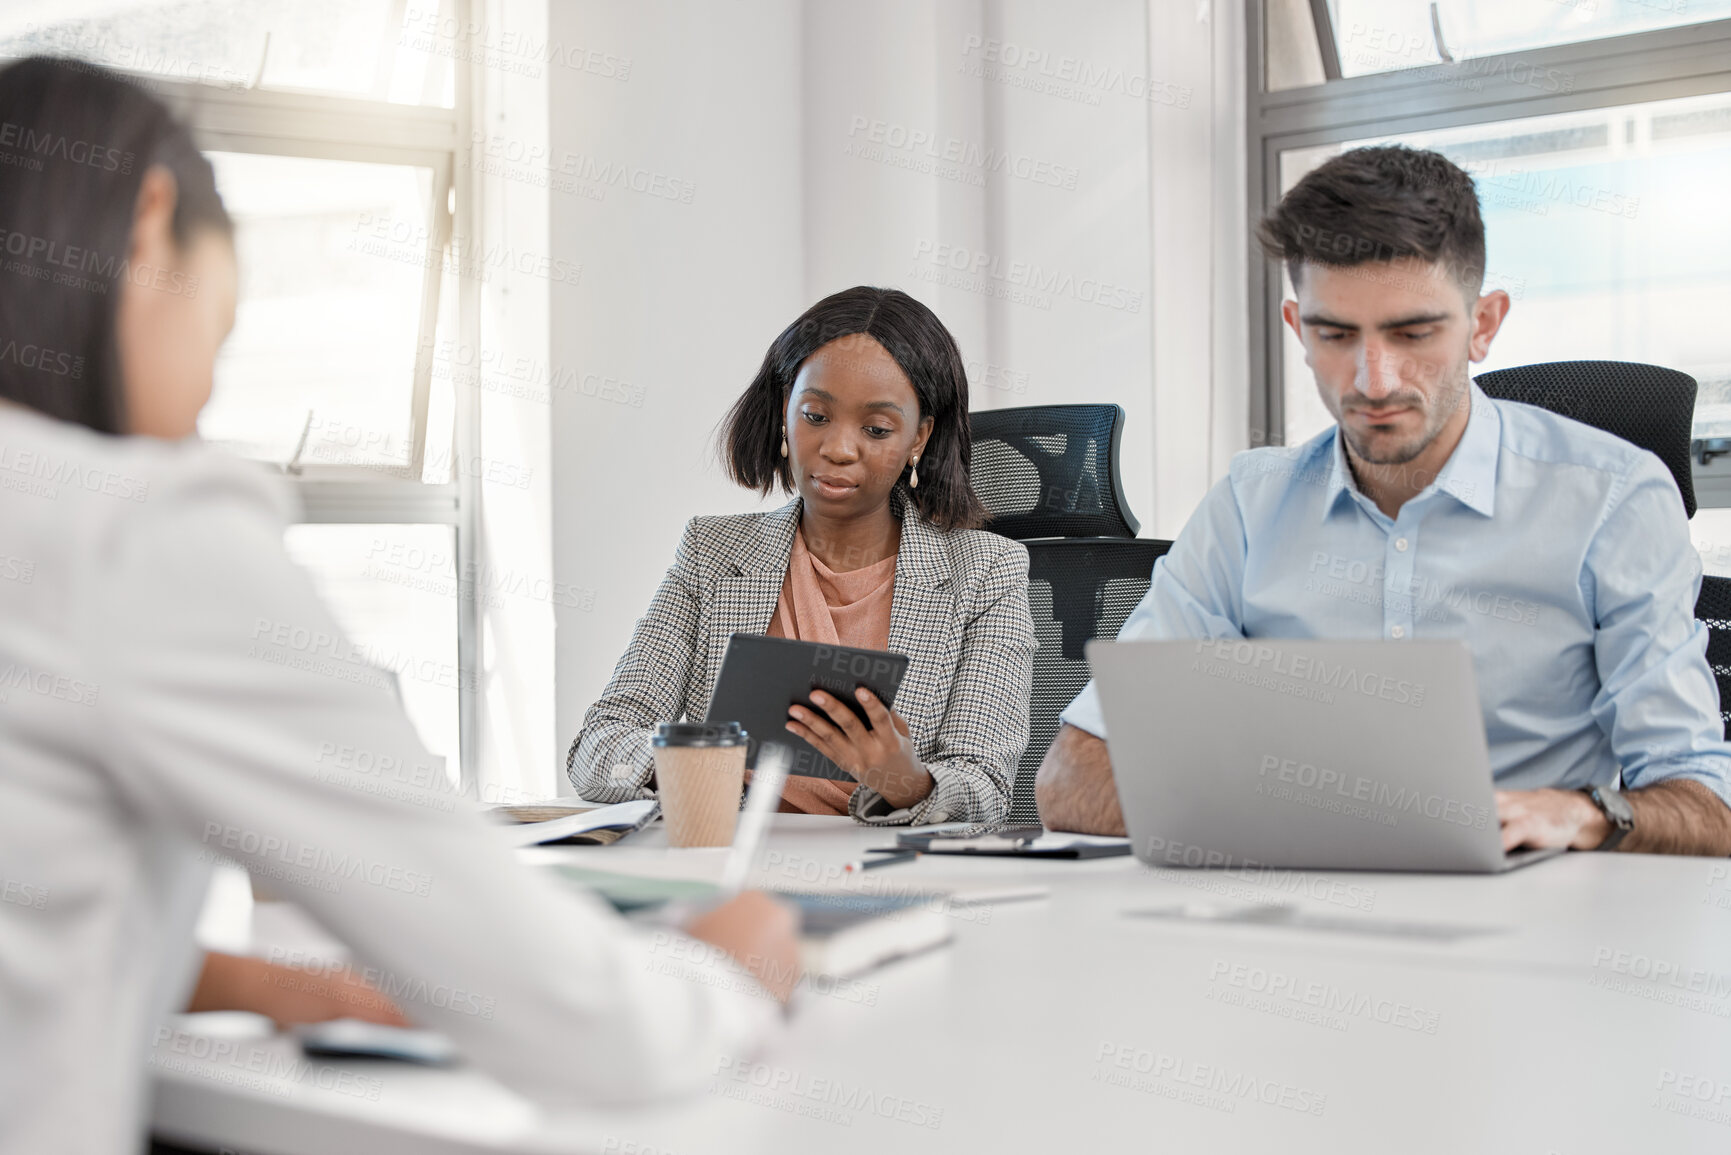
[567,488,1035,826]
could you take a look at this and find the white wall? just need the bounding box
[798,0,993,367]
[801,0,1158,524]
[472,0,556,805]
[543,0,1246,789]
[1151,0,1251,530]
[548,1,807,773]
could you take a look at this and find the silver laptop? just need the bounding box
[1087,639,1564,873]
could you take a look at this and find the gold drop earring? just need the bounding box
[780,427,788,458]
[909,455,919,489]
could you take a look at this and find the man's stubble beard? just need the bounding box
[1339,359,1472,467]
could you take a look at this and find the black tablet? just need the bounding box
[703,634,911,781]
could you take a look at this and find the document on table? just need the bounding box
[893,830,1132,858]
[497,799,659,847]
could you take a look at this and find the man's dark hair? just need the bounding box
[1256,145,1485,296]
[720,285,987,531]
[0,56,233,435]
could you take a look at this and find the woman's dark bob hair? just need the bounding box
[719,286,987,531]
[0,56,233,435]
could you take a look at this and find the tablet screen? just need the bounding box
[703,634,911,781]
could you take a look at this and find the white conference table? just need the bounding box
[151,815,1731,1154]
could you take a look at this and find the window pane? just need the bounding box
[282,524,461,780]
[198,151,437,469]
[1265,0,1329,92]
[0,0,454,106]
[1331,0,1731,80]
[1278,91,1731,451]
[1692,508,1731,576]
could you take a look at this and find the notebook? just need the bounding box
[496,799,659,847]
[551,865,952,978]
[492,804,592,823]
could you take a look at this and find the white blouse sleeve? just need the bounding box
[80,454,777,1106]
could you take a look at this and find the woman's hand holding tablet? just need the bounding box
[785,687,933,808]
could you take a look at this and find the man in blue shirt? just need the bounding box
[1037,146,1731,856]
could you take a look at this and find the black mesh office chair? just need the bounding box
[970,404,1140,539]
[1009,537,1173,823]
[1475,360,1698,518]
[1695,576,1731,741]
[970,403,1169,823]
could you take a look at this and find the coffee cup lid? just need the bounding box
[652,721,748,748]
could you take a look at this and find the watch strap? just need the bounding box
[1582,786,1633,852]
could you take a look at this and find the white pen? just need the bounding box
[635,742,793,928]
[716,741,793,897]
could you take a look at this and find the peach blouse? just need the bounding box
[764,528,897,814]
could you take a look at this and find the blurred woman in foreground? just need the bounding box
[0,57,796,1155]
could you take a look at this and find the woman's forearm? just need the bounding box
[187,951,409,1027]
[854,758,934,809]
[567,720,656,801]
[185,950,252,1013]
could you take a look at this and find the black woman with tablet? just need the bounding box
[568,287,1035,825]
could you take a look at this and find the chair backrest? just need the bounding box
[1474,361,1698,518]
[969,404,1140,540]
[1695,575,1731,741]
[1009,537,1173,825]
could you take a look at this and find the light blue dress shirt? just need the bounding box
[1062,382,1731,807]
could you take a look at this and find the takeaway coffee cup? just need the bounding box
[652,722,749,848]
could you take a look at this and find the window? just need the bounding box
[0,2,481,785]
[1329,0,1731,81]
[284,524,461,777]
[1278,90,1731,451]
[1249,3,1731,523]
[201,152,449,472]
[0,0,455,104]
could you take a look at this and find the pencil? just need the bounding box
[844,850,920,872]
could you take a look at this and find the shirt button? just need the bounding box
[1394,538,1409,552]
[1391,625,1406,639]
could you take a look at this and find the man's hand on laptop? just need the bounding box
[1499,781,1731,855]
[1495,788,1608,852]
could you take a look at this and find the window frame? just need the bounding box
[117,10,485,788]
[161,85,456,484]
[1245,7,1731,509]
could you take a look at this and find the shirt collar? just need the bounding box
[1320,431,1357,522]
[1432,381,1499,518]
[1320,380,1499,521]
